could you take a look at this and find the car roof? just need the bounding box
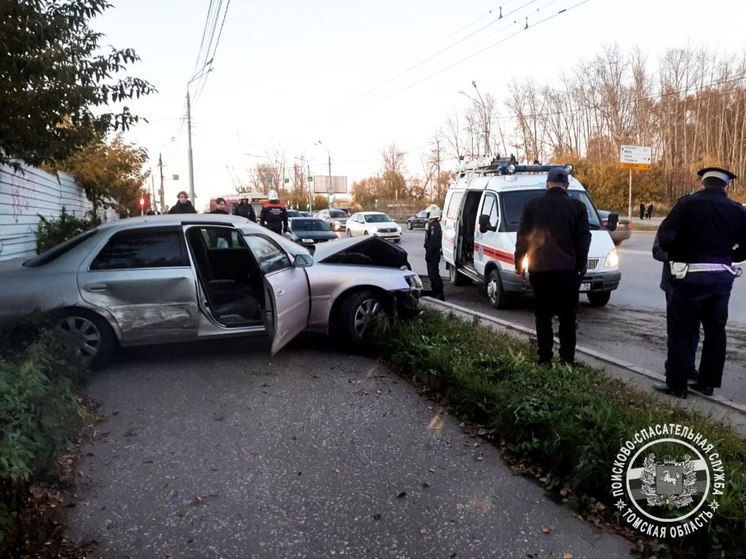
[95,213,253,233]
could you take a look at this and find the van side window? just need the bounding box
[481,193,499,229]
[445,191,463,220]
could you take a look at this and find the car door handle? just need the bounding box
[84,283,108,292]
[276,289,285,296]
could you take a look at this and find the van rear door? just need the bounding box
[442,189,464,267]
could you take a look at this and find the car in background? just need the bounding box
[287,209,312,218]
[598,210,632,245]
[346,211,402,242]
[286,217,338,249]
[0,214,421,368]
[406,210,429,230]
[316,208,350,233]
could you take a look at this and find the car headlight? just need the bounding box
[396,226,402,233]
[404,272,423,290]
[605,248,619,268]
[301,238,314,243]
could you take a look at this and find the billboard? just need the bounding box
[312,175,347,194]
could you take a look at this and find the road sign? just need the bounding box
[619,145,652,170]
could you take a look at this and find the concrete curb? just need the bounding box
[420,296,746,432]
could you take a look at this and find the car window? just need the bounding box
[444,191,463,220]
[90,228,189,270]
[243,235,292,274]
[293,219,329,231]
[329,210,347,218]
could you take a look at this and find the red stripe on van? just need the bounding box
[474,242,515,265]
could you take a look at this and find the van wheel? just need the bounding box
[587,291,611,307]
[55,309,117,369]
[448,264,470,286]
[486,269,509,309]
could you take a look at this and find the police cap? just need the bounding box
[546,167,569,184]
[697,167,736,185]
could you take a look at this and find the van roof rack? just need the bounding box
[458,156,572,178]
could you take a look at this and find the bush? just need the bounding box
[373,309,746,558]
[35,208,100,253]
[0,320,88,552]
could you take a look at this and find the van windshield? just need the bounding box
[501,190,601,232]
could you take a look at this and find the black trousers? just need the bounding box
[426,257,444,299]
[529,270,581,364]
[666,272,733,392]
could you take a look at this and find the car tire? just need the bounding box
[448,263,471,286]
[486,269,510,309]
[393,238,400,243]
[335,289,386,348]
[407,221,413,230]
[55,309,117,369]
[346,229,352,237]
[587,291,611,307]
[363,231,369,235]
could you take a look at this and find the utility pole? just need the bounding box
[158,153,165,211]
[186,59,213,207]
[316,140,332,205]
[472,81,490,157]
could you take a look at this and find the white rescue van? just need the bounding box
[442,158,621,308]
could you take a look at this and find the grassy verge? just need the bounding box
[0,319,96,557]
[372,309,746,558]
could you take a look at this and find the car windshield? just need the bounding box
[292,219,330,232]
[364,213,393,223]
[329,210,347,218]
[501,190,602,232]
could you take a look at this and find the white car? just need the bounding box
[346,212,402,242]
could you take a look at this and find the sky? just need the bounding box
[93,0,746,211]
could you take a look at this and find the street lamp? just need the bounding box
[315,140,332,204]
[186,59,213,205]
[459,81,490,157]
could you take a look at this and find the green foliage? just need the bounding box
[35,208,99,253]
[0,320,88,550]
[373,309,746,558]
[0,0,156,170]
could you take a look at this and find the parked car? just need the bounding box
[0,214,421,368]
[287,209,313,218]
[598,210,633,245]
[315,208,350,232]
[285,217,338,249]
[346,212,402,242]
[407,210,429,230]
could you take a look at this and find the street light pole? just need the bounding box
[186,59,213,206]
[316,140,333,205]
[472,81,490,157]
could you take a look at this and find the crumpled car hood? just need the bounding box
[312,236,411,269]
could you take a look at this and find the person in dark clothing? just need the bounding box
[234,196,256,222]
[210,197,229,214]
[639,202,646,220]
[514,167,592,366]
[169,191,197,214]
[652,232,700,381]
[259,190,288,234]
[646,202,654,220]
[423,205,445,301]
[654,166,746,399]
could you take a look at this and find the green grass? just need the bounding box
[372,309,746,558]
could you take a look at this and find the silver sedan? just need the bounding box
[0,214,421,367]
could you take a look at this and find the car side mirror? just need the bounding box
[478,214,494,234]
[294,253,314,267]
[606,212,619,231]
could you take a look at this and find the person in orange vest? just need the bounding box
[259,190,288,234]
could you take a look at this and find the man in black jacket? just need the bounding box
[234,197,256,222]
[514,167,591,366]
[655,166,746,398]
[423,205,445,301]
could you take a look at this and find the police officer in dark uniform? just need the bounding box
[654,167,746,398]
[234,196,256,222]
[514,167,591,366]
[259,190,289,234]
[423,204,445,301]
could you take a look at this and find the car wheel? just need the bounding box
[486,269,510,309]
[393,238,400,243]
[448,263,471,286]
[363,231,369,235]
[587,291,611,307]
[407,221,413,230]
[335,289,386,348]
[346,229,352,237]
[55,309,117,369]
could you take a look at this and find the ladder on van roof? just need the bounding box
[458,156,570,179]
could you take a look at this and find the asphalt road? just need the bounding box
[400,228,746,408]
[67,336,633,558]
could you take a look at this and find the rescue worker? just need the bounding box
[514,167,591,366]
[654,166,746,398]
[423,204,445,301]
[259,190,289,234]
[234,196,256,222]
